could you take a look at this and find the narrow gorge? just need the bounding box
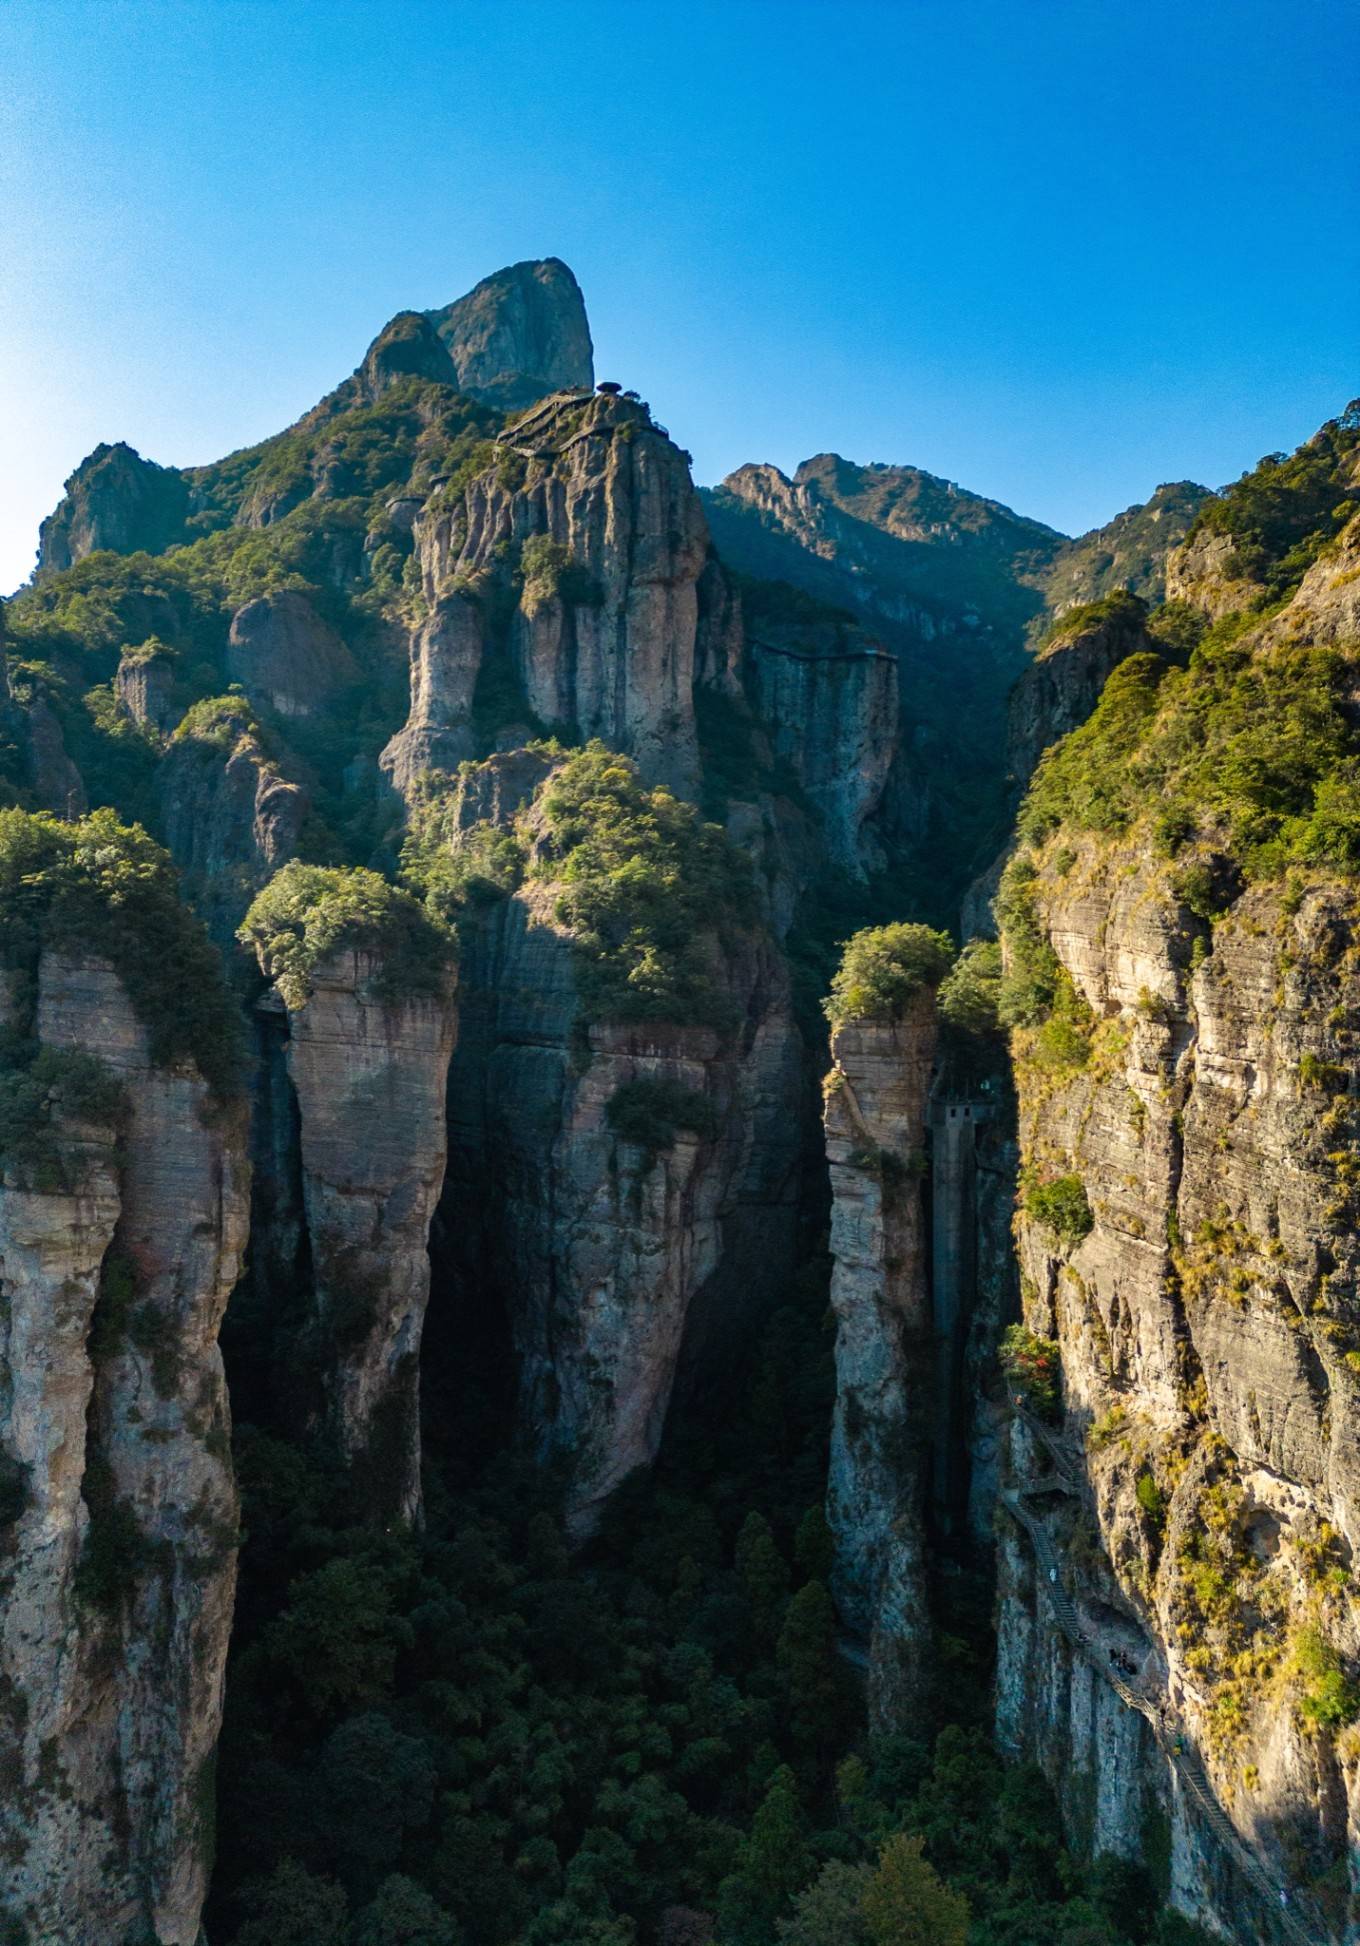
[1,254,1356,1946]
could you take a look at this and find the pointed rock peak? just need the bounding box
[427,257,594,410]
[37,441,188,575]
[357,310,459,403]
[719,460,795,494]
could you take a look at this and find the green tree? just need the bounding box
[777,1582,849,1756]
[776,1859,872,1946]
[234,1859,349,1946]
[349,1876,459,1946]
[735,1511,790,1640]
[937,938,1003,1036]
[719,1766,811,1941]
[317,1714,437,1886]
[824,924,954,1029]
[861,1833,970,1946]
[794,1504,835,1583]
[267,1558,408,1717]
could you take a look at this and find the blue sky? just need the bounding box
[2,0,1356,594]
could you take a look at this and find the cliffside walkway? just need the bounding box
[1001,1411,1319,1946]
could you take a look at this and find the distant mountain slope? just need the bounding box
[1042,479,1210,617]
[706,453,1062,638]
[34,261,593,578]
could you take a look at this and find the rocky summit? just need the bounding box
[2,255,1359,1946]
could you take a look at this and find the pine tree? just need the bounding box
[776,1580,848,1756]
[861,1833,970,1946]
[735,1510,790,1639]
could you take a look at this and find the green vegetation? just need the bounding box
[1039,589,1148,651]
[992,860,1095,1080]
[530,742,754,1028]
[937,938,1003,1036]
[1184,401,1360,602]
[1024,1175,1094,1247]
[823,923,954,1030]
[606,1077,719,1157]
[1134,1472,1166,1525]
[518,534,601,613]
[1017,612,1360,892]
[239,862,454,1009]
[0,1042,126,1187]
[401,793,525,927]
[209,1254,1199,1946]
[1292,1628,1360,1732]
[0,807,244,1092]
[999,1325,1062,1418]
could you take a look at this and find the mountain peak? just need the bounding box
[427,257,594,410]
[356,310,459,403]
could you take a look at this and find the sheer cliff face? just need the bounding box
[0,956,247,1945]
[999,555,1360,1938]
[427,257,594,409]
[402,390,707,793]
[253,948,458,1523]
[1007,597,1153,788]
[159,714,309,951]
[442,827,802,1539]
[747,623,900,874]
[36,442,190,574]
[823,1000,937,1727]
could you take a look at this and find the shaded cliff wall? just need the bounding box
[439,879,803,1538]
[0,954,247,1945]
[244,948,457,1523]
[822,998,936,1726]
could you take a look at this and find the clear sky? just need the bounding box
[2,0,1356,595]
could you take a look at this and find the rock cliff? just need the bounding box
[0,953,248,1945]
[36,442,189,574]
[427,257,594,408]
[158,701,309,951]
[432,750,802,1537]
[226,589,360,721]
[997,521,1360,1942]
[1042,482,1211,616]
[746,620,899,874]
[244,937,457,1525]
[407,389,706,792]
[1007,591,1153,788]
[823,998,937,1726]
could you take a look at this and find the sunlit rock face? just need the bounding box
[999,541,1360,1942]
[428,257,594,409]
[409,389,706,795]
[36,441,189,574]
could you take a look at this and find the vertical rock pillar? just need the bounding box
[823,990,937,1728]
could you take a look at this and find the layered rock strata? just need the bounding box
[407,390,706,793]
[822,996,937,1727]
[258,946,458,1522]
[0,954,248,1944]
[1000,541,1360,1939]
[442,867,802,1539]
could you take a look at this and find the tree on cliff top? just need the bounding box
[823,922,954,1029]
[240,860,454,1009]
